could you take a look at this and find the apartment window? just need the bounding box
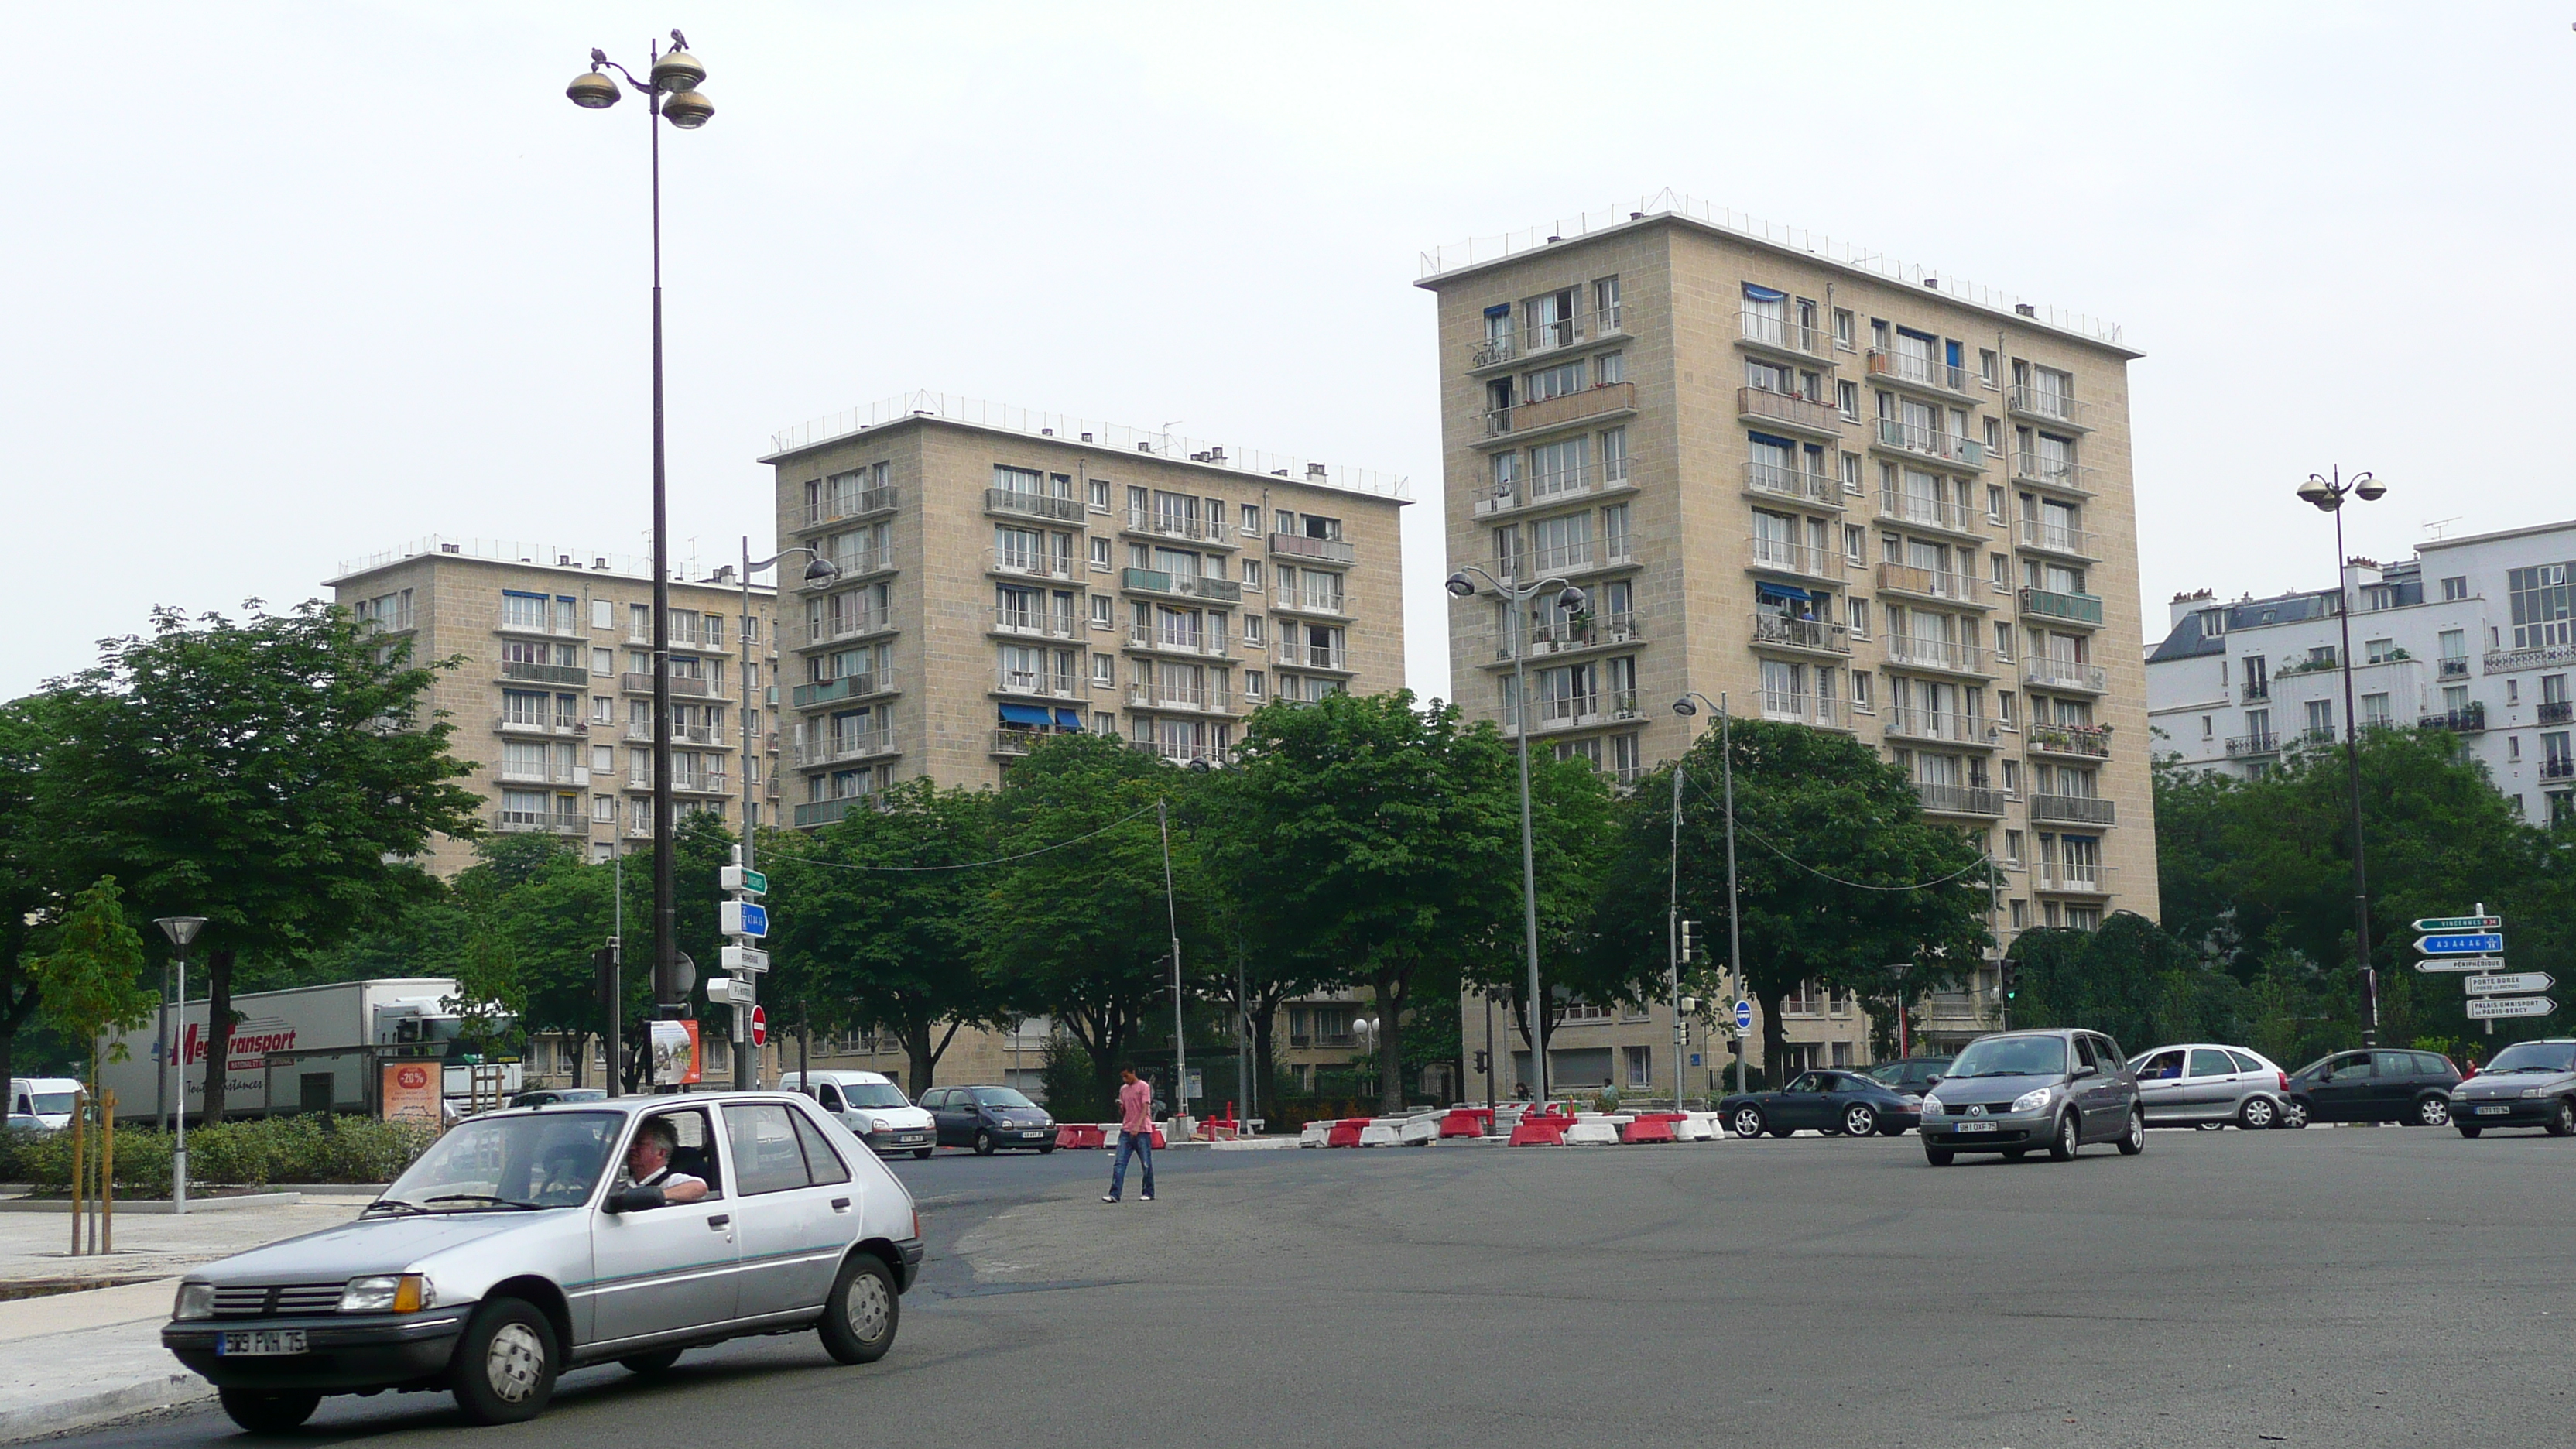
[1623,1046,1652,1089]
[2000,759,2021,796]
[2004,829,2025,865]
[591,648,614,677]
[1843,525,1866,563]
[1836,379,1859,420]
[1244,615,1265,644]
[1595,351,1625,385]
[1243,560,1262,590]
[585,598,610,631]
[1986,485,2005,521]
[1978,348,1998,385]
[1595,275,1622,326]
[1847,598,1869,639]
[2307,699,2335,736]
[1997,690,2016,724]
[2441,575,2469,601]
[1088,536,1112,570]
[2361,692,2392,728]
[1833,309,1855,349]
[2365,638,2396,664]
[1245,670,1266,699]
[1840,452,1862,493]
[1092,653,1115,685]
[1239,503,1260,535]
[1087,477,1111,512]
[1994,622,2014,660]
[1852,671,1873,711]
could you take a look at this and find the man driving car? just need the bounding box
[622,1117,707,1204]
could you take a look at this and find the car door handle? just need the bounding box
[830,1197,851,1213]
[707,1214,731,1229]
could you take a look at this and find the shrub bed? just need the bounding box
[0,1117,439,1196]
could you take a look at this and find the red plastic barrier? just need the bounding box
[1438,1110,1488,1139]
[1325,1118,1369,1149]
[1633,1111,1687,1123]
[1619,1117,1678,1145]
[1509,1119,1567,1146]
[1057,1125,1105,1149]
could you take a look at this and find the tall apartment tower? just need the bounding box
[1420,200,2156,1091]
[756,393,1407,820]
[328,538,781,879]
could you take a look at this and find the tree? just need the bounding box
[1598,720,1993,1082]
[0,696,68,1098]
[34,603,483,1119]
[766,780,1006,1094]
[28,877,158,1092]
[2006,912,2248,1053]
[1453,744,1619,1092]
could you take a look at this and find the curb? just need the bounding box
[0,1372,211,1445]
[0,1193,303,1215]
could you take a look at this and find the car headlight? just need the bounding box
[2010,1087,2054,1115]
[1918,1095,1943,1117]
[2523,1088,2545,1099]
[339,1273,435,1314]
[173,1282,215,1320]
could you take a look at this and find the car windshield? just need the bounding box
[380,1111,619,1210]
[844,1084,911,1108]
[2482,1042,2576,1074]
[975,1088,1037,1109]
[29,1092,76,1115]
[1945,1036,2069,1077]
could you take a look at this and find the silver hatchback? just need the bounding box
[2128,1043,2290,1130]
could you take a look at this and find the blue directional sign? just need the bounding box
[1733,999,1754,1031]
[721,901,769,940]
[2417,932,2503,955]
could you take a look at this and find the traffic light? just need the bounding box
[1473,1049,1490,1074]
[1680,920,1699,963]
[1999,959,2019,1002]
[593,942,620,1016]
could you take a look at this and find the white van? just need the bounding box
[9,1077,83,1129]
[779,1070,937,1159]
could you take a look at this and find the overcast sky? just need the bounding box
[8,2,2570,702]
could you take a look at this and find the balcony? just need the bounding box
[1865,348,1976,399]
[1913,781,2006,817]
[2241,681,2271,704]
[2017,587,2105,628]
[989,728,1083,757]
[1517,539,1636,577]
[1269,533,1357,564]
[1884,708,1995,748]
[1872,418,1985,470]
[2024,656,2108,694]
[622,672,713,697]
[1273,590,1352,619]
[2224,731,2280,758]
[1475,457,1636,516]
[1121,567,1242,605]
[1471,306,1624,371]
[803,484,897,529]
[807,609,895,648]
[1276,640,1351,673]
[668,622,737,654]
[998,670,1086,702]
[495,764,588,786]
[1886,633,1990,677]
[2016,518,2099,560]
[1749,612,1848,657]
[2485,642,2576,674]
[1125,507,1236,550]
[1126,680,1233,714]
[1737,385,1843,439]
[790,672,896,709]
[795,727,898,767]
[500,659,588,687]
[622,721,727,746]
[1878,488,1986,539]
[1504,690,1642,737]
[2540,700,2574,724]
[1127,737,1227,767]
[2438,656,2471,680]
[669,772,731,797]
[994,607,1081,642]
[793,794,879,828]
[491,810,587,836]
[1749,536,1841,584]
[1736,310,1834,362]
[2028,723,2113,759]
[1742,460,1839,509]
[1760,690,1848,730]
[495,714,587,738]
[987,548,1075,584]
[2543,756,2576,781]
[810,546,893,585]
[2033,862,2115,895]
[1873,561,1989,608]
[2008,385,2091,431]
[495,612,581,640]
[2418,703,2487,734]
[2012,452,2098,496]
[987,488,1083,524]
[1483,381,1636,440]
[2031,793,2118,827]
[1131,624,1231,659]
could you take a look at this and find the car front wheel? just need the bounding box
[818,1253,900,1365]
[2239,1095,2277,1131]
[618,1348,683,1375]
[1923,1144,1954,1166]
[2549,1099,2576,1138]
[2458,1124,2482,1139]
[2117,1108,2146,1156]
[1841,1104,1877,1138]
[2415,1095,2451,1128]
[218,1389,320,1434]
[2279,1098,2311,1129]
[2047,1112,2081,1162]
[911,1146,933,1160]
[1729,1106,1764,1139]
[450,1297,557,1426]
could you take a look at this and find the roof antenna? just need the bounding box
[2421,516,2461,540]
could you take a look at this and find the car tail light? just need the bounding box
[912,1207,921,1241]
[2278,1071,2290,1093]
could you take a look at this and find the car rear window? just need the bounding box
[2227,1050,2267,1075]
[2412,1052,2451,1077]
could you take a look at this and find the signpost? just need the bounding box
[2464,973,2554,996]
[2414,906,2540,1034]
[719,849,768,1087]
[705,975,755,1005]
[749,1006,767,1048]
[1733,1000,1754,1033]
[719,901,769,939]
[2416,932,2504,956]
[2468,995,2556,1021]
[2413,915,2502,933]
[720,944,769,975]
[2413,956,2509,974]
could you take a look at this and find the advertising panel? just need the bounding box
[380,1060,442,1124]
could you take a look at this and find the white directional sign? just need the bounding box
[2465,972,2554,996]
[706,974,755,1005]
[2416,956,2509,974]
[721,944,769,975]
[2467,995,2555,1021]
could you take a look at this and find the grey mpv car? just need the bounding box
[1917,1029,2145,1165]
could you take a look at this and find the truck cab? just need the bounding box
[9,1077,82,1129]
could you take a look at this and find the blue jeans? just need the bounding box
[1108,1129,1154,1199]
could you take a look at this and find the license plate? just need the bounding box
[2475,1105,2510,1115]
[1955,1121,1997,1133]
[218,1330,307,1357]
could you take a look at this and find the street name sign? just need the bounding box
[720,901,769,939]
[706,974,755,1005]
[721,865,767,896]
[2413,915,2501,933]
[2465,973,2553,995]
[1733,1000,1754,1031]
[2467,995,2555,1021]
[721,944,769,975]
[2417,932,2504,955]
[2415,956,2508,974]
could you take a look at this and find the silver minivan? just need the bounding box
[2128,1043,2291,1130]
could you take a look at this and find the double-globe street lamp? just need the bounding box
[567,33,716,1032]
[2296,466,2388,1046]
[735,543,840,1087]
[1445,566,1586,1106]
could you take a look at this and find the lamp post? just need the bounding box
[1445,566,1586,1106]
[567,32,716,1026]
[735,542,840,1087]
[1672,692,1745,1094]
[152,916,206,1216]
[2296,467,2388,1047]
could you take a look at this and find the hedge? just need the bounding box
[0,1116,440,1196]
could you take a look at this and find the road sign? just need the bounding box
[2467,995,2556,1021]
[2465,972,2554,995]
[721,901,769,940]
[721,865,767,896]
[706,974,755,1005]
[2415,956,2508,974]
[749,1005,767,1046]
[721,944,769,975]
[2417,932,2503,955]
[1733,999,1754,1031]
[2413,915,2501,933]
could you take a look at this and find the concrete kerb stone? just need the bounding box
[0,1192,303,1215]
[0,1365,211,1445]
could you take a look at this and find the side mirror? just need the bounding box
[1923,1075,1943,1088]
[2071,1064,2098,1080]
[603,1185,666,1214]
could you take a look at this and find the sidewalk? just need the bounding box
[0,1195,368,1443]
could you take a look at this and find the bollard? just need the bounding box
[69,1090,87,1256]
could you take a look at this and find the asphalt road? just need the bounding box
[55,1125,2576,1449]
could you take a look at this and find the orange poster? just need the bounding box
[649,1019,704,1085]
[380,1061,440,1124]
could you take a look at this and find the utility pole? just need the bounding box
[1158,798,1187,1132]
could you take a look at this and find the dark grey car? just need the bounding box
[2445,1039,2576,1138]
[1917,1029,2145,1166]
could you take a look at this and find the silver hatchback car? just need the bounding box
[163,1092,922,1433]
[2128,1043,2291,1130]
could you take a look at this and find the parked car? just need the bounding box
[1918,1029,2144,1166]
[2280,1048,2461,1129]
[780,1071,937,1159]
[1864,1057,1954,1092]
[505,1088,606,1110]
[923,1085,1057,1154]
[2126,1043,2290,1130]
[6,1113,49,1132]
[8,1077,80,1130]
[1721,1070,1921,1139]
[2442,1039,2576,1137]
[163,1092,922,1433]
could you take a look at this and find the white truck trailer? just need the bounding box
[98,978,519,1122]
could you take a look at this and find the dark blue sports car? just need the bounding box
[1721,1069,1924,1139]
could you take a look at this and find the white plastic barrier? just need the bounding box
[1358,1120,1405,1147]
[1397,1116,1442,1146]
[1299,1121,1332,1148]
[1563,1119,1620,1146]
[1672,1115,1713,1142]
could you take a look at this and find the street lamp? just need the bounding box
[731,542,838,1087]
[1672,693,1746,1094]
[2297,467,2388,1047]
[1446,566,1585,1105]
[152,916,206,1215]
[567,31,716,1026]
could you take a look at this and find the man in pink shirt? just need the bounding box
[1104,1067,1156,1203]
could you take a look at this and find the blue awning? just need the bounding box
[1742,283,1787,302]
[1484,303,1512,318]
[1756,582,1814,602]
[998,704,1054,727]
[1745,430,1798,450]
[1053,708,1084,731]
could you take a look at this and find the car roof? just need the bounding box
[488,1091,827,1119]
[792,1070,895,1085]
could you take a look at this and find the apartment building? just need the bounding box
[2147,518,2576,825]
[329,538,781,878]
[1417,197,2157,1098]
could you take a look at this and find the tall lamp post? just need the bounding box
[567,33,717,1025]
[152,916,206,1216]
[1445,566,1585,1106]
[735,542,839,1088]
[1672,693,1745,1094]
[2296,467,2388,1046]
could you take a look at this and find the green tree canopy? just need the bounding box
[29,877,158,1084]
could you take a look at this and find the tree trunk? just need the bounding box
[1756,981,1790,1092]
[0,968,39,1121]
[1368,966,1410,1115]
[1249,1002,1276,1115]
[202,948,235,1124]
